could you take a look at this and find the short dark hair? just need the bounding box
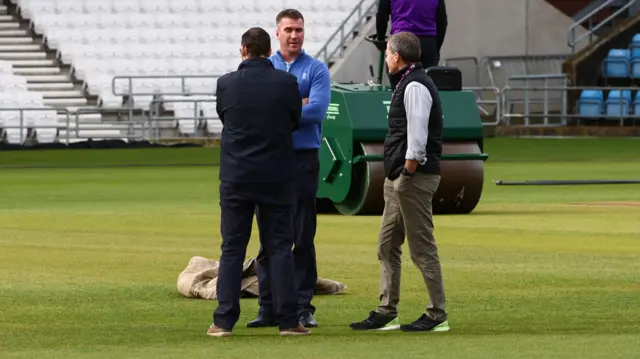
[241,27,271,58]
[388,32,421,63]
[276,9,304,24]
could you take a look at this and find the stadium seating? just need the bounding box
[631,34,640,79]
[576,33,640,120]
[605,89,632,117]
[21,0,361,106]
[600,34,640,81]
[602,49,631,78]
[1,0,367,141]
[0,61,58,144]
[576,89,604,117]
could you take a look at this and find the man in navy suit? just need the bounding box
[207,27,311,338]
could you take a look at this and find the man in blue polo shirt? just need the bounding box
[247,8,331,329]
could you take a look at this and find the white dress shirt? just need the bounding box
[403,81,433,165]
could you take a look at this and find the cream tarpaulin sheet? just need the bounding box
[177,256,347,300]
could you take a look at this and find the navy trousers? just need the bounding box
[256,149,319,317]
[213,181,298,330]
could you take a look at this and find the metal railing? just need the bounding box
[501,86,640,126]
[458,86,501,126]
[148,97,220,140]
[4,80,640,147]
[502,74,569,126]
[315,0,377,65]
[568,0,637,52]
[483,54,571,89]
[0,108,70,145]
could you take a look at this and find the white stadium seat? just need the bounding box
[0,79,59,143]
[7,0,372,138]
[32,109,59,143]
[1,111,29,144]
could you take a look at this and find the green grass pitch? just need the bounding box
[0,138,639,358]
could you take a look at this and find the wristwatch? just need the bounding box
[401,167,414,177]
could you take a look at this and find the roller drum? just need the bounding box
[332,142,386,215]
[434,142,484,214]
[330,141,484,215]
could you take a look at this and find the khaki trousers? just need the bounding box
[376,172,447,321]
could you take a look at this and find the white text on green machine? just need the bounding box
[326,103,340,120]
[383,101,391,114]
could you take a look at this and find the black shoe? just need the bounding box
[349,311,400,331]
[246,315,279,328]
[400,314,450,332]
[298,312,318,328]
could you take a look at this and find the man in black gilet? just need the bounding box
[350,32,449,333]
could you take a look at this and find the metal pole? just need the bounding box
[377,50,385,84]
[525,0,530,58]
[494,179,640,186]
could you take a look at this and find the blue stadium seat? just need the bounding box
[633,91,640,116]
[602,49,630,78]
[605,90,632,117]
[630,33,640,56]
[577,89,603,117]
[630,34,640,78]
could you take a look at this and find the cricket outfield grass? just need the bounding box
[0,138,639,358]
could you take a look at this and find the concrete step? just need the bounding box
[0,15,12,21]
[0,29,28,37]
[9,59,56,67]
[27,74,69,82]
[28,82,74,90]
[0,52,46,59]
[57,113,103,123]
[0,22,18,29]
[14,67,61,75]
[40,90,85,98]
[0,5,7,14]
[64,106,101,112]
[56,137,88,144]
[10,59,56,67]
[57,123,123,130]
[0,37,32,44]
[44,98,88,106]
[0,44,41,52]
[58,129,124,138]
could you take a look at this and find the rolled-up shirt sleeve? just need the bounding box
[404,82,432,165]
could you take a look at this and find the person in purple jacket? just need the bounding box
[375,0,448,68]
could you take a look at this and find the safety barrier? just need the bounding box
[0,107,70,145]
[568,0,637,53]
[501,86,640,126]
[462,86,502,126]
[315,0,377,65]
[483,54,571,90]
[3,80,640,146]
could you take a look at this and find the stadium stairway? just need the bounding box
[0,1,125,144]
[0,4,87,108]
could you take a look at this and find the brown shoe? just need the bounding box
[206,324,232,337]
[279,324,311,336]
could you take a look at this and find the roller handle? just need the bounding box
[322,137,343,183]
[364,34,386,84]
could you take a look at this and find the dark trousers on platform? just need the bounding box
[418,36,440,69]
[213,181,298,330]
[256,149,319,317]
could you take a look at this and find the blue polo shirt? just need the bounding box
[269,50,331,150]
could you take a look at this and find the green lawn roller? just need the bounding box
[316,51,488,215]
